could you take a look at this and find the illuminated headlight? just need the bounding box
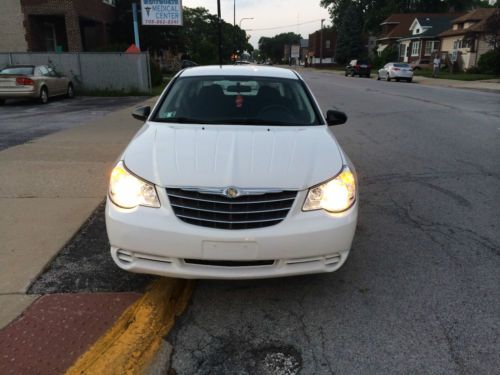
[303,166,356,213]
[109,161,160,209]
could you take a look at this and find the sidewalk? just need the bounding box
[0,97,156,329]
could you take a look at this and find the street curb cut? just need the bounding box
[65,278,194,375]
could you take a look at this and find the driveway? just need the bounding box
[0,96,144,151]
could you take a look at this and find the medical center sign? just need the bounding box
[141,0,183,26]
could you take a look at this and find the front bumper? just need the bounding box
[106,189,358,279]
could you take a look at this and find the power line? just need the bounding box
[246,18,326,32]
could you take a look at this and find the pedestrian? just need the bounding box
[432,54,441,78]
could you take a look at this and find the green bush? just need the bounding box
[149,61,163,87]
[477,50,500,75]
[372,45,399,69]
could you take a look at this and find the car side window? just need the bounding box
[47,68,57,77]
[39,66,49,76]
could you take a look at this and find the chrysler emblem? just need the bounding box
[223,187,240,199]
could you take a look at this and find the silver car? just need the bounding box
[0,65,74,105]
[377,62,413,83]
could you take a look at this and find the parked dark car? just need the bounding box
[345,59,371,78]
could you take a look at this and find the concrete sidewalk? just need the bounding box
[0,97,156,329]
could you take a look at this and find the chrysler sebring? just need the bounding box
[106,65,358,279]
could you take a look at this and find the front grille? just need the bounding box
[166,188,297,230]
[184,259,275,267]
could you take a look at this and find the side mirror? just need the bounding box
[326,110,347,126]
[132,106,151,122]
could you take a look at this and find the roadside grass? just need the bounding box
[414,69,500,81]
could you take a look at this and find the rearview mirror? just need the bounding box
[132,106,151,122]
[326,110,347,126]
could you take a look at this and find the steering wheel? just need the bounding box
[257,105,295,122]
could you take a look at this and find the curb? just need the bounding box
[65,278,194,375]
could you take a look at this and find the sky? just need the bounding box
[182,0,331,48]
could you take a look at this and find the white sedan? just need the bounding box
[106,65,358,279]
[377,62,413,82]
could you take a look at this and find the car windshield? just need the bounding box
[394,63,410,68]
[0,67,34,75]
[153,76,322,126]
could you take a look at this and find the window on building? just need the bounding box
[399,44,406,58]
[411,41,420,56]
[424,41,440,56]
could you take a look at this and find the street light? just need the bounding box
[320,19,325,66]
[239,17,254,28]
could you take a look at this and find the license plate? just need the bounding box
[202,241,258,260]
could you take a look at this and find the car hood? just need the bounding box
[123,123,344,191]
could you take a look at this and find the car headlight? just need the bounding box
[303,166,356,213]
[109,161,160,209]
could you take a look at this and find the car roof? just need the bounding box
[179,65,299,79]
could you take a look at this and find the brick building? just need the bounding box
[308,29,337,65]
[0,0,117,53]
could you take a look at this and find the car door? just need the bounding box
[47,66,65,95]
[383,63,391,79]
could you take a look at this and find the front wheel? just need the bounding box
[39,87,49,104]
[408,78,413,83]
[396,78,400,82]
[386,74,391,82]
[377,73,381,81]
[67,84,75,98]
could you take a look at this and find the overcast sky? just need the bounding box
[182,0,331,48]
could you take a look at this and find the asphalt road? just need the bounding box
[166,71,500,374]
[0,96,143,151]
[29,72,500,374]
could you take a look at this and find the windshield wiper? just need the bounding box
[154,117,211,124]
[211,118,296,126]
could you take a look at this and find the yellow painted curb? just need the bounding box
[65,278,194,375]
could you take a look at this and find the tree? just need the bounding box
[108,2,252,64]
[258,32,301,63]
[335,3,365,64]
[484,9,500,52]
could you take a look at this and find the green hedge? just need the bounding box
[477,50,500,75]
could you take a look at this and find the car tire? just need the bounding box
[0,98,5,106]
[386,74,391,82]
[67,83,75,98]
[377,74,381,81]
[396,78,400,82]
[408,78,413,83]
[39,87,49,104]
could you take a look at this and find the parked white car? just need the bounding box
[377,62,413,82]
[106,65,358,279]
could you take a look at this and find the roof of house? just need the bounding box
[439,8,498,37]
[399,14,460,40]
[378,13,462,41]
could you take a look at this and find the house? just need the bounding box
[308,28,337,65]
[439,8,498,70]
[397,14,461,63]
[376,13,457,56]
[0,0,117,53]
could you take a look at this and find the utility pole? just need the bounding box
[217,0,223,65]
[132,2,140,50]
[320,19,325,66]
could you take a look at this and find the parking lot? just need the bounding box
[25,70,500,374]
[0,96,144,151]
